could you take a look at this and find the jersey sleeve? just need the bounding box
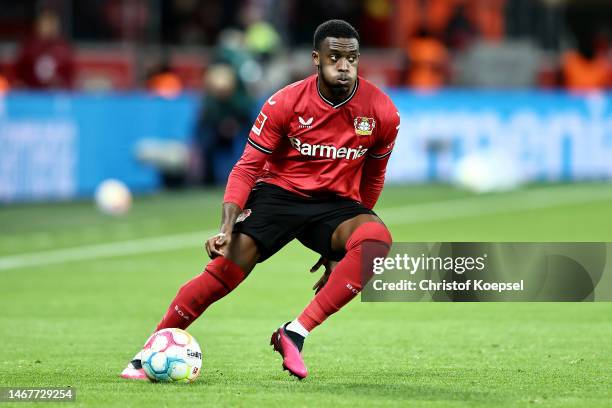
[359,103,400,209]
[368,109,400,160]
[245,89,288,154]
[223,89,290,208]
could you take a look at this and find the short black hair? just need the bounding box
[313,19,360,50]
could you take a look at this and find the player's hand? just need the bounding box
[310,256,337,293]
[205,230,231,259]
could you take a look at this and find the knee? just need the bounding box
[225,233,259,275]
[344,222,392,290]
[345,222,392,253]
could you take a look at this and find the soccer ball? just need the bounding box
[141,328,202,383]
[453,151,525,193]
[94,179,132,215]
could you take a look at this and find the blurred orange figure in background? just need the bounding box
[147,71,183,98]
[396,0,505,44]
[562,33,611,91]
[0,74,9,95]
[562,51,610,91]
[470,0,505,42]
[146,59,184,98]
[405,29,449,90]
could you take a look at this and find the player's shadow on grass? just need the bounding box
[195,367,504,404]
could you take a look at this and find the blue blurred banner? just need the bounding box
[387,90,612,184]
[1,90,611,202]
[0,92,199,202]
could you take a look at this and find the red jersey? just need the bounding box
[224,74,399,209]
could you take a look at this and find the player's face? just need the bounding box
[313,37,359,97]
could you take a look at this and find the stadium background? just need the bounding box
[1,1,611,407]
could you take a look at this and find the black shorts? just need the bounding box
[233,182,376,262]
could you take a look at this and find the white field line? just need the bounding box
[1,185,611,271]
[379,185,612,225]
[0,230,215,272]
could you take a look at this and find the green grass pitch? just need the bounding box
[1,183,611,407]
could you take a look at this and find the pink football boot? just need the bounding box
[120,354,148,380]
[270,326,308,379]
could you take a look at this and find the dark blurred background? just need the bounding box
[0,0,611,95]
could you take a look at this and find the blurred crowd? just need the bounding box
[1,0,611,94]
[0,0,611,184]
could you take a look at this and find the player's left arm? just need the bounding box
[359,108,400,209]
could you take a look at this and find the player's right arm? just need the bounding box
[205,89,289,258]
[204,202,242,258]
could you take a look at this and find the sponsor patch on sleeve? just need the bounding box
[251,111,268,136]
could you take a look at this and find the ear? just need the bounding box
[312,50,320,67]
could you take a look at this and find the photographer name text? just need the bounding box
[371,279,524,292]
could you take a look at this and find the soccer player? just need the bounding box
[121,19,399,380]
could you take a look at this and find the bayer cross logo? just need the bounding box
[354,117,375,136]
[298,116,314,128]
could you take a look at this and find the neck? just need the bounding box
[317,77,356,105]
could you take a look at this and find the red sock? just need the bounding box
[297,222,392,332]
[156,257,246,331]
